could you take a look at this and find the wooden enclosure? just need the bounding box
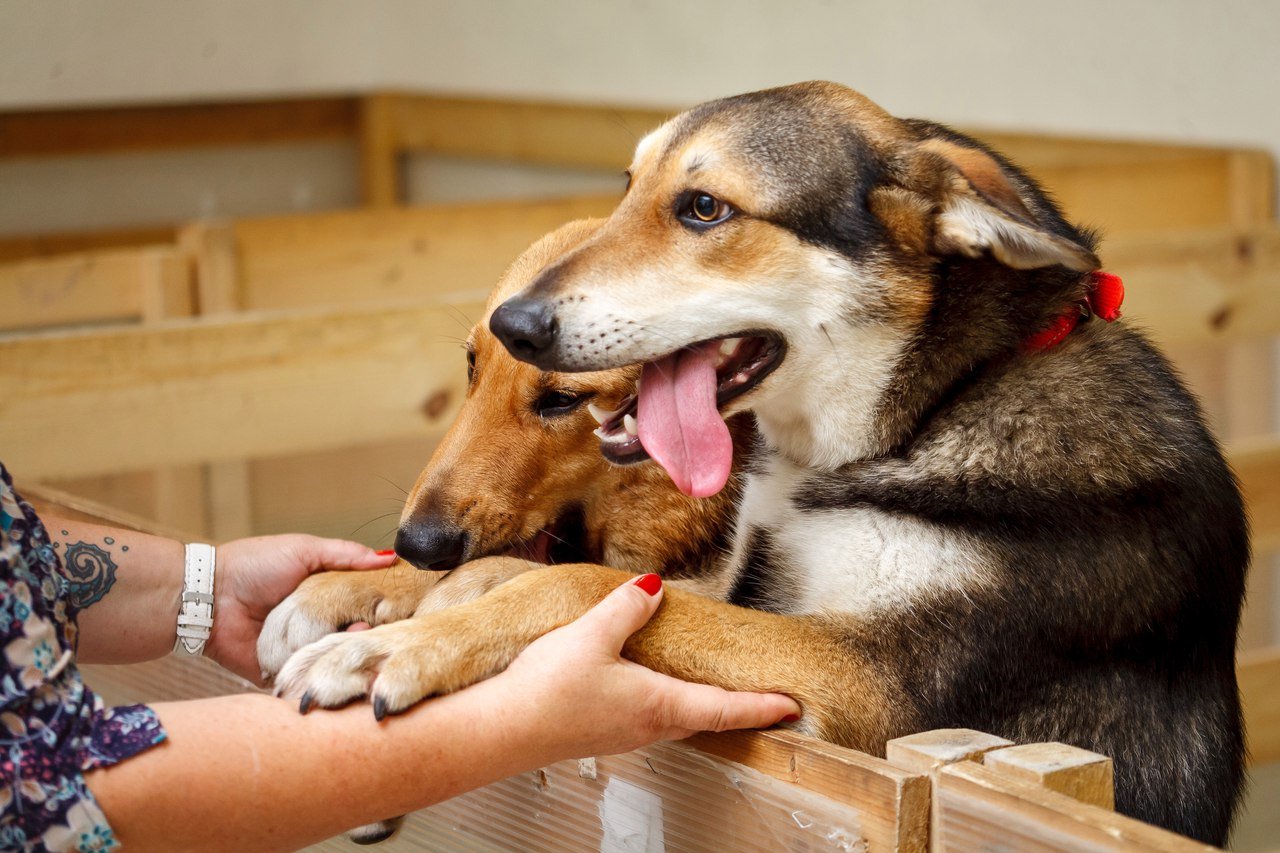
[3,92,1280,846]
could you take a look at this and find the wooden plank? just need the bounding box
[934,762,1213,851]
[885,728,1013,775]
[983,743,1114,810]
[688,728,930,852]
[1230,436,1280,554]
[0,246,192,332]
[1105,226,1280,345]
[179,221,242,313]
[0,97,359,158]
[0,225,178,263]
[20,480,195,541]
[1240,647,1280,766]
[223,195,617,311]
[0,301,482,480]
[385,92,672,170]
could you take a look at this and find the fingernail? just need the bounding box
[633,573,662,596]
[375,549,396,557]
[781,714,801,723]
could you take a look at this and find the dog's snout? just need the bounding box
[394,515,469,571]
[489,297,558,365]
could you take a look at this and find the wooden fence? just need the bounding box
[2,92,1279,844]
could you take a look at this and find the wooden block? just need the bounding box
[934,762,1213,851]
[983,742,1114,809]
[885,728,1014,775]
[686,728,930,852]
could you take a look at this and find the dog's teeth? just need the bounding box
[719,337,741,356]
[593,427,607,440]
[623,414,638,436]
[734,371,750,384]
[588,402,610,425]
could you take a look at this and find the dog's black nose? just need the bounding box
[394,516,469,571]
[490,297,558,364]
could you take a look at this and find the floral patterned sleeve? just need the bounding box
[1,463,166,851]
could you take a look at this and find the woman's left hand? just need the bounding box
[209,536,396,683]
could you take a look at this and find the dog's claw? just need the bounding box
[299,691,314,715]
[373,695,388,722]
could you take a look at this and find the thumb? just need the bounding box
[290,535,398,574]
[665,681,802,734]
[570,573,665,653]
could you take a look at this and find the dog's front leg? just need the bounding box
[258,560,440,682]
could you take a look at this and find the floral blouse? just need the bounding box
[1,463,166,851]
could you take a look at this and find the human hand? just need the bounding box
[487,574,801,760]
[209,535,396,683]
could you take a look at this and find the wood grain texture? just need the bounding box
[1240,648,1280,766]
[983,742,1114,809]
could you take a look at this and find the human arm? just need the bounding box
[47,516,395,681]
[86,575,800,852]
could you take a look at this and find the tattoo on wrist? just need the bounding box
[52,530,120,609]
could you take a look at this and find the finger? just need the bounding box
[345,621,372,632]
[291,536,399,573]
[568,574,664,653]
[664,681,801,734]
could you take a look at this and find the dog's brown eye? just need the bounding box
[679,191,734,227]
[536,389,588,418]
[466,348,476,383]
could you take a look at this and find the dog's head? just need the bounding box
[489,82,1100,491]
[395,218,748,572]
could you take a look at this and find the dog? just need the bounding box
[267,82,1248,844]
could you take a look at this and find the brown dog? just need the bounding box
[266,83,1246,843]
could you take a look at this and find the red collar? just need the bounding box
[1022,271,1125,354]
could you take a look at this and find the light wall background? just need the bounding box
[2,0,1279,235]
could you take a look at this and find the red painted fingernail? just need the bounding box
[633,573,662,596]
[781,714,801,723]
[375,549,396,556]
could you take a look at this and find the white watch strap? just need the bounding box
[174,543,216,657]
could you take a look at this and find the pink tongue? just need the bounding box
[636,342,732,498]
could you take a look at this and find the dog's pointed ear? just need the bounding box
[871,138,1099,272]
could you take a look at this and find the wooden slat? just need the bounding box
[1240,648,1280,766]
[358,93,401,207]
[983,743,1114,810]
[1105,225,1280,345]
[688,728,930,852]
[208,194,618,311]
[384,92,672,170]
[0,96,359,158]
[0,225,178,263]
[934,762,1213,851]
[1230,436,1280,554]
[0,246,192,332]
[0,301,482,480]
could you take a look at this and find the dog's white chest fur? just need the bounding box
[731,456,991,616]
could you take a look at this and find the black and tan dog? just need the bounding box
[265,83,1248,844]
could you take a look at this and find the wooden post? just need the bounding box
[359,93,401,208]
[178,221,242,314]
[983,742,1114,809]
[885,728,1014,775]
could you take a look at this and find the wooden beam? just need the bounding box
[384,92,672,170]
[689,728,930,852]
[934,762,1213,851]
[0,96,359,158]
[358,93,402,207]
[0,246,192,332]
[0,301,483,480]
[1240,647,1280,766]
[1230,436,1280,554]
[0,225,178,263]
[214,194,618,311]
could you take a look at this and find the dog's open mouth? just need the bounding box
[589,333,784,498]
[499,506,591,565]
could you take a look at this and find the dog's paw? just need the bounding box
[349,816,404,845]
[274,612,506,717]
[411,555,542,616]
[257,565,433,683]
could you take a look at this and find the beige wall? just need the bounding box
[4,0,1279,151]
